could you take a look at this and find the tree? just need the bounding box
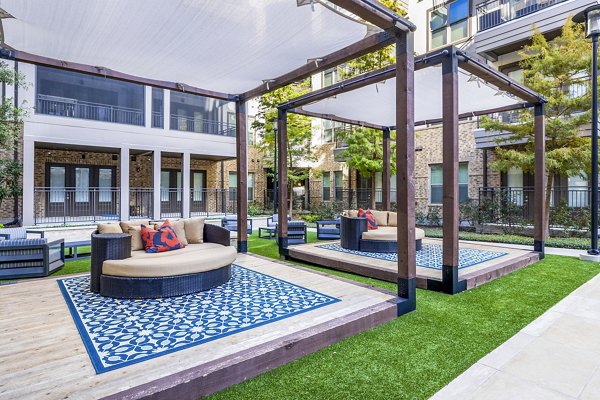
[480,18,592,237]
[339,127,396,209]
[252,80,315,215]
[339,0,406,80]
[0,61,26,219]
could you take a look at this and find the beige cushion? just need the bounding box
[184,217,205,244]
[347,210,358,218]
[388,212,397,227]
[97,223,122,234]
[127,226,144,251]
[120,220,150,233]
[171,219,188,246]
[103,243,236,277]
[361,227,425,241]
[371,210,389,226]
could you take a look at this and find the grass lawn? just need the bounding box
[424,227,591,250]
[32,232,600,399]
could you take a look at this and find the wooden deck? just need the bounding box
[288,238,540,291]
[0,253,399,400]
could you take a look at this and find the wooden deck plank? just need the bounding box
[0,254,398,400]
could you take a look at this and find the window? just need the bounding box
[506,167,524,206]
[430,163,469,204]
[568,174,588,208]
[334,171,343,201]
[429,0,469,50]
[248,116,256,145]
[323,173,331,201]
[151,88,164,128]
[170,91,235,135]
[323,68,338,87]
[228,172,237,200]
[36,65,145,126]
[323,120,334,143]
[248,173,255,201]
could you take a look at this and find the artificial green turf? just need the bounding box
[207,235,600,400]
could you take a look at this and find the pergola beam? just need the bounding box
[382,127,391,211]
[241,31,395,100]
[289,107,385,130]
[395,31,416,315]
[534,104,546,257]
[235,100,248,253]
[1,48,234,101]
[277,108,289,256]
[327,0,416,32]
[456,50,543,104]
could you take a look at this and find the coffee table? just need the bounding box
[258,226,276,239]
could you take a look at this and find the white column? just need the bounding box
[153,150,161,219]
[144,86,152,128]
[182,152,191,218]
[163,90,171,131]
[22,138,35,226]
[120,146,130,221]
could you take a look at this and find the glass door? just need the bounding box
[47,166,66,217]
[191,170,207,213]
[96,168,117,216]
[161,169,182,215]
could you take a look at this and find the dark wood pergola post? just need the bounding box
[534,103,546,257]
[438,49,465,294]
[235,100,248,253]
[395,31,416,315]
[277,107,289,257]
[382,127,391,211]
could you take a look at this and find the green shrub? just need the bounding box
[247,202,262,217]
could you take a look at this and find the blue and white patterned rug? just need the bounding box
[316,243,507,270]
[57,265,340,374]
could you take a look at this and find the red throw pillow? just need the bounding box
[358,208,378,230]
[140,220,183,253]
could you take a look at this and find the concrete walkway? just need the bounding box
[432,272,600,399]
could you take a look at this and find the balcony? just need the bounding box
[170,115,236,137]
[476,0,567,32]
[474,0,595,56]
[36,94,144,126]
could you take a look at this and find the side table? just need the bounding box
[90,233,131,293]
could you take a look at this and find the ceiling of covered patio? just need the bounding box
[0,0,370,94]
[301,64,529,127]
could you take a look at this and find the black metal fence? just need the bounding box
[191,188,236,216]
[130,188,153,219]
[169,115,236,137]
[476,0,567,32]
[34,187,121,225]
[37,94,144,126]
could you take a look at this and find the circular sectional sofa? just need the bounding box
[91,219,237,299]
[340,210,425,253]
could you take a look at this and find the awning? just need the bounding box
[0,0,369,94]
[302,64,528,126]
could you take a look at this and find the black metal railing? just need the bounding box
[170,115,236,137]
[34,187,120,225]
[130,188,153,219]
[151,111,163,128]
[476,0,567,32]
[478,186,593,223]
[160,188,183,218]
[36,94,144,126]
[190,188,237,216]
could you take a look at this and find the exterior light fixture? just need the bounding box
[575,3,600,257]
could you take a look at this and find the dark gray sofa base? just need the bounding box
[340,215,422,254]
[99,265,232,299]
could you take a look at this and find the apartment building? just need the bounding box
[15,61,264,226]
[305,0,596,217]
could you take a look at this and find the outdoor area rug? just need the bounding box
[57,265,340,374]
[316,243,507,270]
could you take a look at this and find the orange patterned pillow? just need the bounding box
[140,220,183,253]
[358,208,378,230]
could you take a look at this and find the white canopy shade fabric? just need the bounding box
[0,0,369,94]
[303,65,527,126]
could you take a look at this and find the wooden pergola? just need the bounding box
[277,44,547,307]
[0,0,546,314]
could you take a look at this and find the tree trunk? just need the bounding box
[371,174,376,210]
[544,173,554,239]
